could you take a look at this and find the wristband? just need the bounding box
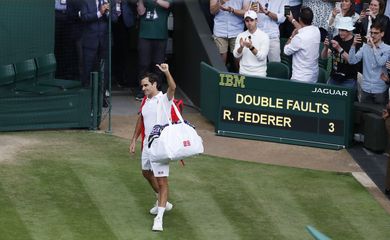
[292,19,296,23]
[250,46,255,51]
[339,49,345,55]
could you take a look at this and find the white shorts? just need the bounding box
[141,141,170,177]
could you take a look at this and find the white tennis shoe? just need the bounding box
[152,216,163,231]
[149,200,173,215]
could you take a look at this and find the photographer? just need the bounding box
[354,0,390,44]
[349,20,390,105]
[321,17,359,88]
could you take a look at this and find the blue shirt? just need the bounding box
[213,0,245,38]
[349,42,390,94]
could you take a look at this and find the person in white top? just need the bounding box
[129,63,176,232]
[284,7,321,83]
[250,0,288,62]
[233,10,270,77]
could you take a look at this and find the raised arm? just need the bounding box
[156,64,176,100]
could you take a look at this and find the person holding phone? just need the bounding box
[354,0,390,44]
[284,7,321,83]
[250,0,288,62]
[349,20,390,105]
[321,17,360,88]
[328,0,360,37]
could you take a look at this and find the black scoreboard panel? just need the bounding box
[215,73,354,149]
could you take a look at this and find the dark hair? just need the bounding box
[344,0,356,17]
[299,7,313,26]
[140,72,161,88]
[371,0,385,15]
[371,19,386,32]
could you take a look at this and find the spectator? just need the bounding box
[349,21,390,105]
[321,17,359,88]
[280,0,302,38]
[210,0,249,68]
[354,0,390,44]
[80,0,119,107]
[251,0,288,62]
[328,0,360,37]
[284,7,321,83]
[136,0,172,101]
[233,10,270,77]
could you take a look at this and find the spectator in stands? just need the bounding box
[80,0,119,107]
[136,0,172,101]
[251,0,288,62]
[328,0,360,37]
[284,7,321,83]
[210,0,249,69]
[302,0,334,40]
[349,21,390,105]
[280,0,302,38]
[354,0,390,44]
[321,17,359,88]
[233,10,270,77]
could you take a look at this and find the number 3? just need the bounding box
[328,122,335,133]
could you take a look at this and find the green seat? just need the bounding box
[35,53,81,90]
[14,59,59,94]
[0,64,16,96]
[267,62,290,79]
[306,226,332,240]
[280,38,292,68]
[0,64,15,86]
[318,43,328,69]
[317,67,328,84]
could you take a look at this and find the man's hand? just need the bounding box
[129,141,136,154]
[100,3,110,15]
[353,34,362,46]
[156,63,169,73]
[324,37,330,47]
[330,40,341,50]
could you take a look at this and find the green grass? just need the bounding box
[0,131,390,240]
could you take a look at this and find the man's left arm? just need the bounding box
[252,35,269,61]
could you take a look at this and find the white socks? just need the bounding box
[157,207,165,219]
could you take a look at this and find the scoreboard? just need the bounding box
[214,72,355,149]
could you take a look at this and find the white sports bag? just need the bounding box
[148,101,204,162]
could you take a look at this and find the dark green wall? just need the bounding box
[0,0,54,65]
[172,0,227,107]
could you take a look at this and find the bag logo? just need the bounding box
[183,140,191,147]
